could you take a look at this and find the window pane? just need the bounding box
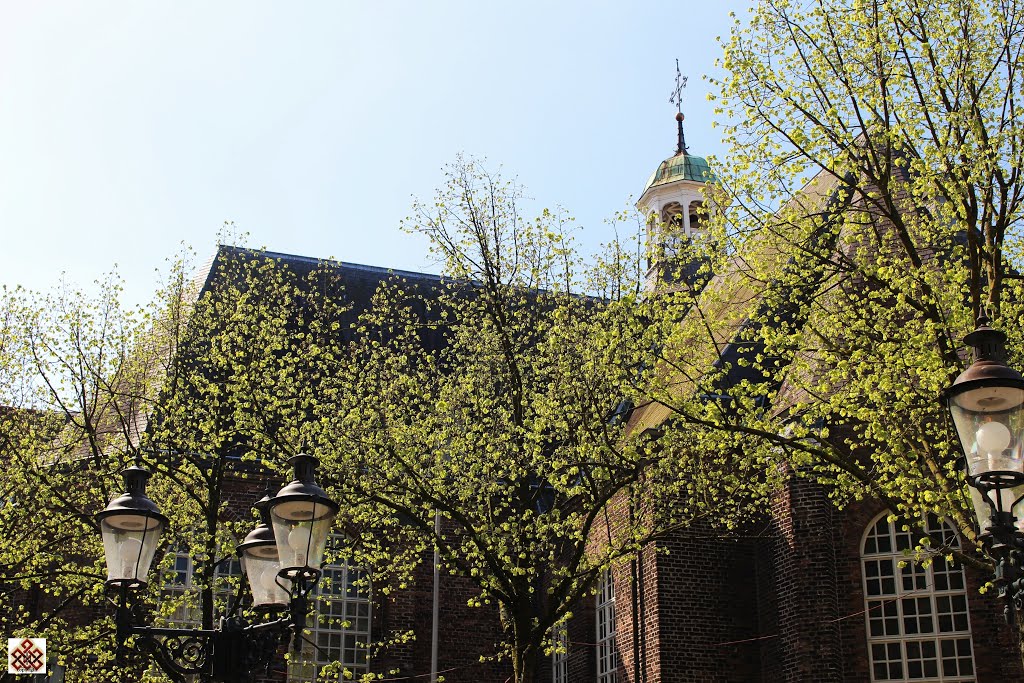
[595,569,618,683]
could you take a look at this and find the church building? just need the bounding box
[33,109,1024,683]
[221,112,1024,683]
[546,115,1024,683]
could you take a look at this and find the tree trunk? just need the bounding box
[1017,614,1024,672]
[511,644,539,683]
[510,609,541,683]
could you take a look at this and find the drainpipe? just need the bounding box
[430,509,441,683]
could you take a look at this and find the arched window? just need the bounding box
[862,514,976,681]
[687,200,704,233]
[653,202,690,272]
[660,202,685,233]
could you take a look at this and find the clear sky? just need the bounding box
[0,1,747,302]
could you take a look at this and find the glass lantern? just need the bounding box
[237,494,290,609]
[948,385,1024,482]
[268,454,339,579]
[97,466,168,586]
[946,319,1024,533]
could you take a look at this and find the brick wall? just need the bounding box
[763,475,844,681]
[565,584,597,683]
[646,522,763,683]
[574,470,1024,683]
[372,560,511,682]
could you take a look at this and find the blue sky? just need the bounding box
[0,1,747,301]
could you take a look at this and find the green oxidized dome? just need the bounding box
[642,153,716,194]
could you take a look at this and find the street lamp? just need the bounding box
[237,491,290,611]
[267,453,339,650]
[268,454,339,580]
[97,466,168,587]
[945,317,1024,620]
[98,454,338,683]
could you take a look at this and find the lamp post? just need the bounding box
[98,454,339,683]
[267,453,340,651]
[944,317,1024,621]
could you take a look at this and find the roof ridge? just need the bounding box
[217,244,444,282]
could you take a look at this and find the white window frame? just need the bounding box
[159,551,243,628]
[595,568,618,683]
[160,551,200,628]
[862,513,976,682]
[288,546,372,682]
[551,622,568,683]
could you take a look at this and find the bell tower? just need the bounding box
[637,62,716,290]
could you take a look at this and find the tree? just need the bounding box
[641,0,1024,596]
[144,247,349,638]
[308,158,760,683]
[0,248,348,682]
[0,154,783,682]
[0,273,174,681]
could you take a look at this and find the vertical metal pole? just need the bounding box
[430,509,441,683]
[115,583,130,665]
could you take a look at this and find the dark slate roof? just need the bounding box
[204,245,442,296]
[202,245,445,309]
[200,245,451,350]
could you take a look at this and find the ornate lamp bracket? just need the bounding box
[107,582,297,683]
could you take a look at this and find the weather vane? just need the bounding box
[669,58,688,115]
[669,59,688,155]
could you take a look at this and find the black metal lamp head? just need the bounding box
[237,491,290,610]
[945,318,1024,534]
[268,454,339,581]
[97,466,169,587]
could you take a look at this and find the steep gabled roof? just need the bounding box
[628,167,851,432]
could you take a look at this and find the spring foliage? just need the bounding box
[643,0,1024,568]
[307,158,717,682]
[0,161,758,683]
[0,248,351,681]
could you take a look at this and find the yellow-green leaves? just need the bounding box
[313,158,680,683]
[669,0,1024,568]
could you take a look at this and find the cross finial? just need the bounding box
[669,59,688,155]
[669,58,688,115]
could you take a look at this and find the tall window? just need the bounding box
[862,514,976,682]
[551,622,568,683]
[288,559,372,682]
[595,568,618,683]
[159,551,242,628]
[160,551,196,628]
